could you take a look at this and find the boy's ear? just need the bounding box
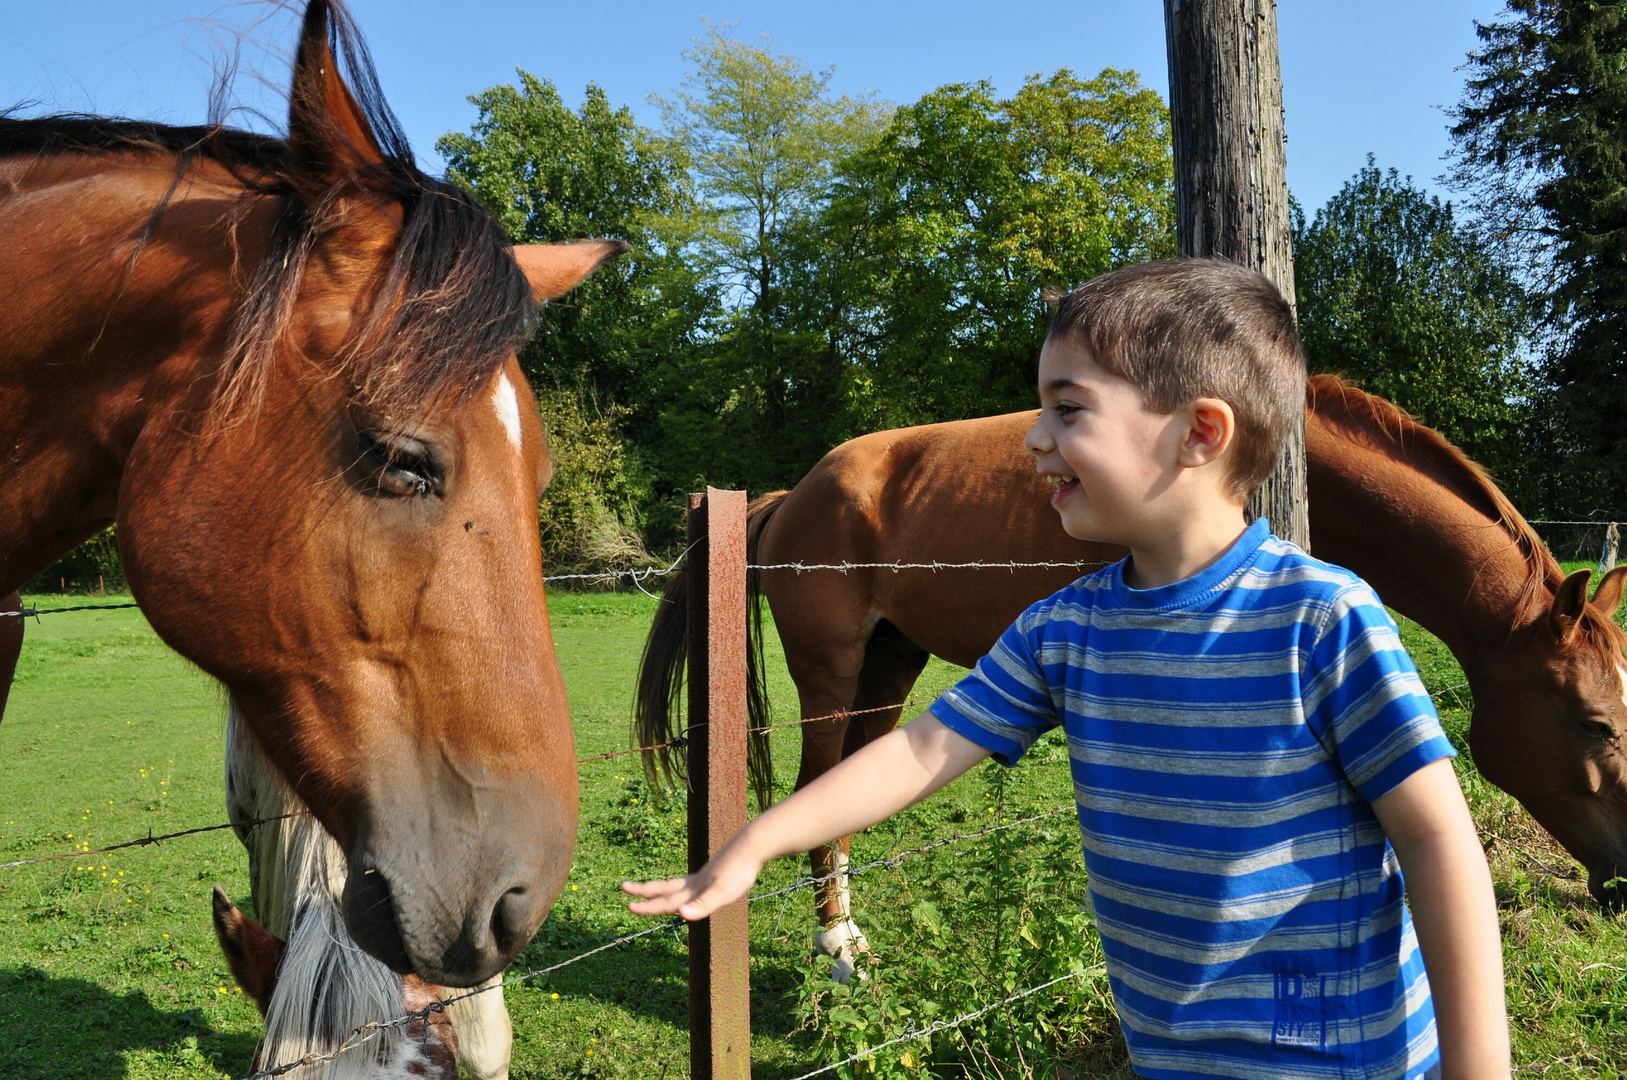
[1179,398,1236,468]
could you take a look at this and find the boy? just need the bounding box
[625,260,1510,1079]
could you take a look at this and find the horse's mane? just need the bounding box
[0,0,534,422]
[1308,373,1626,659]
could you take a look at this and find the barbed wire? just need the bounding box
[6,724,711,868]
[784,965,1105,1080]
[241,918,683,1080]
[747,559,1115,575]
[0,811,308,872]
[0,601,141,618]
[748,807,1074,905]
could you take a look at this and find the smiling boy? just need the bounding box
[625,259,1510,1079]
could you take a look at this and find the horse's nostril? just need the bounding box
[490,885,535,958]
[342,866,413,974]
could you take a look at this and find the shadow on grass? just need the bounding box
[0,965,258,1078]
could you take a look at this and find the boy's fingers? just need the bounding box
[622,877,688,898]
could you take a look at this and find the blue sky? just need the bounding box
[1,1,1506,215]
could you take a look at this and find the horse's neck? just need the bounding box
[0,157,262,590]
[1308,412,1549,676]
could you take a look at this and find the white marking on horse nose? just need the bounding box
[493,374,522,449]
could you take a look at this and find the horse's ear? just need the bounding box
[1591,564,1627,620]
[287,0,386,198]
[1551,568,1593,646]
[513,240,631,302]
[212,885,286,1017]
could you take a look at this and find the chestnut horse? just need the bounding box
[637,376,1627,978]
[1,0,622,989]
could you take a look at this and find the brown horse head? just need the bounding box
[0,0,622,984]
[1305,377,1627,906]
[1473,566,1627,906]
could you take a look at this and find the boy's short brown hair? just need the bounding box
[1047,258,1305,499]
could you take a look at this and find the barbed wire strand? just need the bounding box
[541,538,701,585]
[0,812,308,872]
[784,965,1105,1080]
[241,918,683,1080]
[748,807,1074,905]
[747,559,1114,575]
[0,601,141,618]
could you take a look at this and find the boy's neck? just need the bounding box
[1122,503,1251,590]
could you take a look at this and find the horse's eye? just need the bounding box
[1578,719,1617,741]
[356,431,443,499]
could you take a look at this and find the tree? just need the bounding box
[647,24,890,493]
[805,69,1175,433]
[438,73,708,418]
[1450,0,1627,513]
[1164,0,1306,546]
[1295,160,1536,498]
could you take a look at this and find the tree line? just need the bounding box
[445,23,1571,570]
[29,6,1621,587]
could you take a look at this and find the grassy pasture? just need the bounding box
[0,583,1623,1078]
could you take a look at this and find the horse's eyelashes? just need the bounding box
[1579,719,1618,741]
[355,431,444,499]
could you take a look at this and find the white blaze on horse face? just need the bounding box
[492,373,522,450]
[1618,664,1627,711]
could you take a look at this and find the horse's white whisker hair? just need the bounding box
[225,703,432,1080]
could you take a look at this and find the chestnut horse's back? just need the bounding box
[758,412,1122,669]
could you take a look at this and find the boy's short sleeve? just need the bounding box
[1304,581,1456,803]
[929,605,1062,767]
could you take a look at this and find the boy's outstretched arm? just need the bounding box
[623,714,991,921]
[1371,757,1510,1080]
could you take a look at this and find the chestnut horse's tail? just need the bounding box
[633,491,788,810]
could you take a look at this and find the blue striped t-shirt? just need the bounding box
[930,518,1454,1080]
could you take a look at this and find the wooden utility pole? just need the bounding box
[1164,0,1308,549]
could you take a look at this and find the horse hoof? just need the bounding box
[816,921,870,984]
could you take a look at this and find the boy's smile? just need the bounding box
[1025,337,1187,548]
[1025,334,1249,588]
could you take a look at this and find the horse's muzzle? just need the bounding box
[1588,859,1627,910]
[338,768,574,987]
[341,857,549,985]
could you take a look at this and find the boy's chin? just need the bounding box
[1057,510,1120,546]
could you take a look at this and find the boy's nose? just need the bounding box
[1024,415,1052,455]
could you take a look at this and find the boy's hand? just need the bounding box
[622,843,764,921]
[620,716,991,925]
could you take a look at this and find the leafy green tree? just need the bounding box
[1294,160,1536,495]
[438,72,709,428]
[806,69,1175,431]
[1449,0,1627,511]
[647,24,891,492]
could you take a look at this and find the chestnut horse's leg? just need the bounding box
[0,592,22,725]
[806,621,931,982]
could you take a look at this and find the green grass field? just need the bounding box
[1,584,1624,1078]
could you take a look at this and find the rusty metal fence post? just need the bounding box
[687,488,752,1080]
